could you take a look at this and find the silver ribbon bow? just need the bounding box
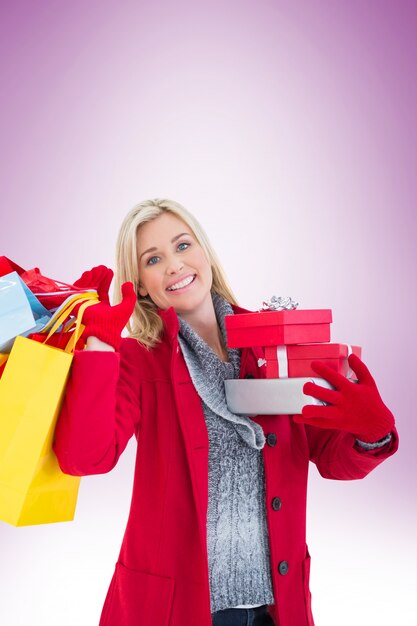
[260,296,299,311]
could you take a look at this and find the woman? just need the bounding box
[54,198,398,626]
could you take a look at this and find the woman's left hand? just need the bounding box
[293,354,395,442]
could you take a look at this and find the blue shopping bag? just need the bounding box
[0,272,50,352]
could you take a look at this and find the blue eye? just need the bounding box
[147,256,159,265]
[178,242,190,251]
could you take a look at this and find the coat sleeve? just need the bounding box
[53,340,140,476]
[305,424,399,480]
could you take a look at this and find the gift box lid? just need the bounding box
[225,309,332,330]
[285,343,361,359]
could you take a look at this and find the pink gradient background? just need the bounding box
[1,1,416,624]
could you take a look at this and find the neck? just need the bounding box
[179,296,229,362]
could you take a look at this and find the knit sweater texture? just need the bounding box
[178,294,274,613]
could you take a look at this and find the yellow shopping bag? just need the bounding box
[0,294,98,526]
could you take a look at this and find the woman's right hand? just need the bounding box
[81,282,137,351]
[73,265,114,304]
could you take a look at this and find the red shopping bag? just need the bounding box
[0,355,7,379]
[21,268,88,310]
[28,327,86,351]
[0,256,25,277]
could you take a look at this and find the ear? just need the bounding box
[138,283,148,297]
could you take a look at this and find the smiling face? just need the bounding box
[137,211,214,316]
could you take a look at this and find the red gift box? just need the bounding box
[264,343,362,378]
[225,309,332,348]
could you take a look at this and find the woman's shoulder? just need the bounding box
[119,335,173,373]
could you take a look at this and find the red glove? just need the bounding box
[81,282,137,350]
[293,354,395,443]
[73,265,114,304]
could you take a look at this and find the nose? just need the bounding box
[166,255,184,275]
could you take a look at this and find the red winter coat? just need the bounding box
[53,305,399,626]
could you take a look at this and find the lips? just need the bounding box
[166,274,196,291]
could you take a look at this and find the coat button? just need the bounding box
[266,433,277,446]
[278,561,289,575]
[244,374,254,379]
[271,497,282,511]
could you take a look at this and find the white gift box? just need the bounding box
[224,377,334,415]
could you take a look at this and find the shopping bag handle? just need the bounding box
[40,291,98,335]
[63,299,98,353]
[42,294,99,354]
[42,294,97,337]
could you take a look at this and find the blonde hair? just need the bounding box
[114,198,238,349]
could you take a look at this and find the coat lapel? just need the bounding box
[159,308,210,556]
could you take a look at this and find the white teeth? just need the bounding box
[167,275,195,291]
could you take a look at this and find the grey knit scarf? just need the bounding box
[177,293,274,613]
[178,294,265,450]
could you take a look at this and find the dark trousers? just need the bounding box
[212,605,275,626]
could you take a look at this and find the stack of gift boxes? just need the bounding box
[224,301,361,414]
